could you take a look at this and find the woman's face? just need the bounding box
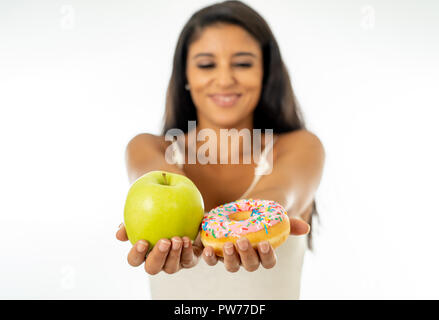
[186,23,263,129]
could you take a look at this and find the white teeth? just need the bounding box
[218,96,234,102]
[211,94,240,106]
[215,95,238,102]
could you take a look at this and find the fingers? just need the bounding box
[202,246,219,266]
[223,242,241,273]
[235,237,259,272]
[127,236,277,274]
[144,239,171,275]
[125,235,201,275]
[162,237,183,274]
[127,239,149,266]
[289,216,311,236]
[116,223,129,241]
[180,236,197,268]
[256,241,277,269]
[203,239,276,272]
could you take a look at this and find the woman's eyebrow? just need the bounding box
[192,52,257,59]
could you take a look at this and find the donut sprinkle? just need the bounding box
[201,198,288,238]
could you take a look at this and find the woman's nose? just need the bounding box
[215,65,237,87]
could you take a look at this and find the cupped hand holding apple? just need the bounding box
[117,170,206,275]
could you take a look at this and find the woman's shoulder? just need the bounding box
[126,132,169,155]
[277,129,322,141]
[125,133,187,183]
[127,132,183,155]
[276,129,325,156]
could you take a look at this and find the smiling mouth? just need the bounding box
[209,94,242,107]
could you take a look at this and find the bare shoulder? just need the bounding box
[276,129,325,159]
[125,133,166,170]
[126,133,167,155]
[125,133,185,183]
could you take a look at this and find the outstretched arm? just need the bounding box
[245,129,325,223]
[202,129,325,272]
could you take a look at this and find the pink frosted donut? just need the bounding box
[200,198,290,257]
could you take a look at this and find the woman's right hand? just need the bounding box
[116,223,203,275]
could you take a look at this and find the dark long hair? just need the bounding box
[160,0,319,250]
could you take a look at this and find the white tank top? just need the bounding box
[148,135,307,299]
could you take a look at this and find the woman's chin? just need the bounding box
[210,117,244,129]
[197,106,252,129]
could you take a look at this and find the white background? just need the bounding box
[0,0,438,299]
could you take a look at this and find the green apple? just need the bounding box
[124,170,205,248]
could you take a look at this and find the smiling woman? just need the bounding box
[184,22,264,129]
[116,0,325,300]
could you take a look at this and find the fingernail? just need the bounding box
[205,248,212,257]
[118,223,123,229]
[136,240,147,253]
[183,238,190,248]
[297,218,310,235]
[158,240,171,252]
[224,243,234,256]
[172,239,182,250]
[237,238,248,251]
[259,241,269,254]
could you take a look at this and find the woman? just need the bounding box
[116,0,325,299]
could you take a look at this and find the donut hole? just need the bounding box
[228,210,252,221]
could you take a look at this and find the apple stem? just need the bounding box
[162,172,168,185]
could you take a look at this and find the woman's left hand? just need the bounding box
[201,215,310,272]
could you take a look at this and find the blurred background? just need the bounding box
[0,0,438,299]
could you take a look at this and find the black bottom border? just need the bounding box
[0,300,437,318]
